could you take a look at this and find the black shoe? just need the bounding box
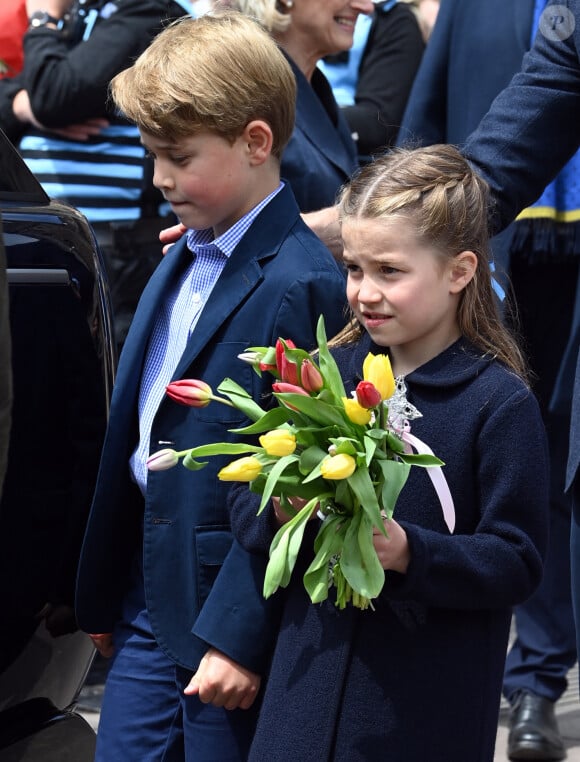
[507,690,566,760]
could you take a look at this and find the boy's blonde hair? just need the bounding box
[110,11,296,159]
[334,144,527,379]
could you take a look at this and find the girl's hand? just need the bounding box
[271,496,319,525]
[372,518,410,574]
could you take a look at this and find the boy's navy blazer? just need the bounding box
[281,55,358,213]
[75,183,347,672]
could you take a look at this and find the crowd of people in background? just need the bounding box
[3,1,580,761]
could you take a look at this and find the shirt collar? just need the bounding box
[185,181,284,258]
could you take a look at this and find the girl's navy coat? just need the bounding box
[230,334,549,762]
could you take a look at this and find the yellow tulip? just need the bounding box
[362,352,395,401]
[342,397,372,425]
[259,430,297,457]
[320,453,356,480]
[218,456,262,482]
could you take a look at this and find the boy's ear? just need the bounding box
[449,250,478,293]
[243,120,273,165]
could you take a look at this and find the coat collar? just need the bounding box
[287,54,358,178]
[340,332,495,391]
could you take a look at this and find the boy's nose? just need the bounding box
[153,166,173,191]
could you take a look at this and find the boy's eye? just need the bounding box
[343,263,360,275]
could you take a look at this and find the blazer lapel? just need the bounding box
[171,184,301,378]
[291,57,357,178]
[114,240,192,400]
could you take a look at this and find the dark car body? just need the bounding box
[0,128,115,760]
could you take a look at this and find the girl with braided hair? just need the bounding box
[229,144,550,761]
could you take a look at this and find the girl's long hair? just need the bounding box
[332,144,527,379]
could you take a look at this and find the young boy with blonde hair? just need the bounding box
[75,12,347,761]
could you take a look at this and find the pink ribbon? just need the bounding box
[401,430,455,533]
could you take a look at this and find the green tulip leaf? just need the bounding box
[315,315,346,399]
[183,442,262,459]
[347,467,383,530]
[258,454,300,514]
[396,453,444,467]
[304,514,348,602]
[264,501,315,597]
[182,456,208,471]
[274,393,349,427]
[217,378,266,421]
[299,445,327,474]
[377,459,410,518]
[340,511,385,599]
[229,406,292,434]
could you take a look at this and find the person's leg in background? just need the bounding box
[503,256,578,761]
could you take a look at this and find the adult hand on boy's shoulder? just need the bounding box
[302,206,343,261]
[184,647,261,710]
[159,221,188,255]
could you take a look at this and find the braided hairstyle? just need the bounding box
[332,144,527,379]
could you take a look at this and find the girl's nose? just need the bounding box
[357,275,382,303]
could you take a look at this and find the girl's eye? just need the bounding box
[170,155,189,166]
[343,263,361,275]
[381,265,399,275]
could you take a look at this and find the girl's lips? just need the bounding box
[361,312,392,327]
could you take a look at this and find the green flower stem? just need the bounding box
[210,394,235,407]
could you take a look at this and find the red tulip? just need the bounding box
[275,339,299,384]
[272,382,310,396]
[355,380,382,409]
[300,359,324,393]
[272,381,310,411]
[166,379,212,407]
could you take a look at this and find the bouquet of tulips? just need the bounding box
[147,317,451,610]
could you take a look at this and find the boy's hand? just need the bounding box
[159,222,187,255]
[184,648,261,710]
[88,632,114,658]
[372,519,410,574]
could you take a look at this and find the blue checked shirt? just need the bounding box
[129,183,284,493]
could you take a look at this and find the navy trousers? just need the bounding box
[95,563,258,762]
